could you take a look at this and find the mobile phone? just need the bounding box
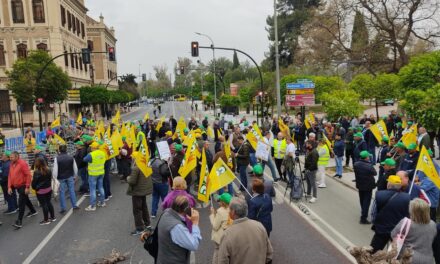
[185,206,192,217]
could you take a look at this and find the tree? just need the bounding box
[321,89,363,121]
[153,65,172,90]
[313,76,347,102]
[80,86,109,105]
[174,57,193,89]
[232,51,240,69]
[349,73,374,101]
[239,87,253,108]
[7,50,71,126]
[119,74,140,99]
[350,11,369,62]
[398,51,440,93]
[219,95,240,107]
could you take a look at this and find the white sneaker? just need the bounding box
[318,184,327,188]
[97,202,106,207]
[309,197,317,203]
[85,205,96,211]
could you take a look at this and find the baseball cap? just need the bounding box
[381,158,396,166]
[174,144,183,152]
[387,175,401,184]
[4,150,11,157]
[382,136,389,143]
[122,136,126,141]
[81,135,93,141]
[35,145,43,151]
[253,164,263,175]
[354,132,363,138]
[218,193,232,204]
[74,141,84,146]
[165,131,173,136]
[395,142,406,149]
[407,143,417,150]
[360,150,370,159]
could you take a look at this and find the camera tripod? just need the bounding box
[283,156,308,203]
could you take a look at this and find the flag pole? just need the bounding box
[408,169,418,195]
[233,174,253,198]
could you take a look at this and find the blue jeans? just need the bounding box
[78,167,88,193]
[239,165,248,191]
[88,175,105,206]
[1,183,17,212]
[59,177,77,210]
[249,152,257,167]
[262,157,279,180]
[335,156,343,176]
[104,160,112,199]
[218,184,234,196]
[152,183,169,216]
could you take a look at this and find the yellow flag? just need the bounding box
[132,136,152,177]
[103,126,119,159]
[207,126,215,139]
[369,120,389,143]
[416,146,440,189]
[111,110,121,125]
[53,133,66,145]
[93,128,102,142]
[76,113,83,125]
[156,116,165,132]
[173,117,187,140]
[323,133,333,149]
[402,118,408,129]
[178,136,198,178]
[183,130,194,146]
[305,113,315,129]
[401,130,417,148]
[197,149,210,202]
[208,158,236,193]
[246,124,263,150]
[97,120,105,135]
[51,117,61,129]
[144,113,150,121]
[223,143,233,169]
[278,118,290,138]
[217,128,223,139]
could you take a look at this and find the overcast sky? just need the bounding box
[86,0,273,82]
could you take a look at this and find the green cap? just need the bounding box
[81,135,93,141]
[136,125,141,130]
[396,142,406,149]
[183,128,189,133]
[244,121,249,126]
[175,144,183,152]
[122,136,127,141]
[396,122,402,127]
[428,149,433,156]
[354,132,363,138]
[408,121,413,125]
[356,126,363,132]
[98,140,104,145]
[35,145,43,151]
[407,142,417,150]
[4,150,11,157]
[360,150,370,159]
[205,116,208,119]
[382,136,389,143]
[382,115,388,120]
[154,150,159,157]
[381,158,396,166]
[348,127,354,131]
[253,164,263,175]
[218,193,232,204]
[74,141,84,146]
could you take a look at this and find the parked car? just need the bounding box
[380,99,395,106]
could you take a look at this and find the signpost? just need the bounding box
[285,79,315,107]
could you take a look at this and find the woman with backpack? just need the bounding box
[149,152,169,218]
[31,157,56,225]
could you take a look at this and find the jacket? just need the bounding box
[236,142,250,167]
[74,147,88,169]
[353,160,377,191]
[213,150,236,172]
[398,152,419,179]
[209,206,230,245]
[434,224,440,264]
[169,151,184,178]
[333,139,345,157]
[376,168,397,191]
[31,170,52,191]
[8,158,32,189]
[353,139,368,162]
[150,158,166,184]
[373,190,410,234]
[377,144,389,163]
[304,148,319,171]
[217,218,273,264]
[248,193,273,235]
[162,190,196,209]
[126,165,153,196]
[0,160,10,185]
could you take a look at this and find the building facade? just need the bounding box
[0,0,117,126]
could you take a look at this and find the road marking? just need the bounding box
[172,101,176,117]
[22,195,86,264]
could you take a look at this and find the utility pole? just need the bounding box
[274,0,282,117]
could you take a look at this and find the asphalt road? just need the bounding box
[0,101,352,264]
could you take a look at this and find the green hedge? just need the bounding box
[80,86,134,105]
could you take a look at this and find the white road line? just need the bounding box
[172,101,176,117]
[22,195,86,264]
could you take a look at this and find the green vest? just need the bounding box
[273,139,287,159]
[318,145,330,165]
[88,150,106,176]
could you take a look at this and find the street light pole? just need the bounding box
[196,32,217,117]
[274,0,282,117]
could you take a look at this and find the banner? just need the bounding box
[178,136,198,178]
[76,113,83,126]
[246,124,263,150]
[207,127,214,139]
[401,123,418,147]
[112,110,121,125]
[208,158,236,194]
[305,113,315,129]
[173,117,186,140]
[53,133,66,145]
[156,141,171,160]
[416,146,440,189]
[144,113,150,121]
[224,142,233,169]
[51,117,61,129]
[369,120,389,143]
[156,116,165,132]
[197,149,210,203]
[256,140,270,161]
[278,118,290,138]
[104,126,120,159]
[132,136,152,177]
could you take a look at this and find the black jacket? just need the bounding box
[373,190,410,234]
[377,168,397,191]
[304,149,319,171]
[236,142,250,167]
[74,147,88,169]
[353,160,377,191]
[353,139,368,162]
[31,170,52,191]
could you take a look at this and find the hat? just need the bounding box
[382,136,389,143]
[396,142,406,149]
[81,135,93,142]
[90,142,100,148]
[354,132,363,138]
[381,158,396,166]
[183,128,189,133]
[387,175,401,184]
[218,193,232,204]
[74,141,84,146]
[253,164,263,175]
[360,150,370,159]
[4,150,11,157]
[98,140,104,145]
[35,145,43,151]
[243,121,249,126]
[174,144,183,152]
[165,131,172,136]
[204,116,208,119]
[428,149,434,157]
[407,121,413,126]
[348,127,354,131]
[382,115,388,120]
[407,142,417,150]
[122,136,127,141]
[154,150,159,157]
[396,122,402,127]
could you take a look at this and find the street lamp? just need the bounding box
[195,32,217,116]
[274,0,282,117]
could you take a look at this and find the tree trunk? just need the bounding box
[44,104,49,129]
[375,99,379,121]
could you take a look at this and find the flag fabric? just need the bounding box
[76,113,83,126]
[111,110,121,124]
[305,113,315,129]
[156,116,165,132]
[178,136,198,178]
[216,128,223,139]
[143,113,150,121]
[223,142,233,169]
[416,146,440,189]
[278,118,290,138]
[401,123,418,147]
[207,126,215,139]
[93,129,102,142]
[51,117,61,129]
[183,130,194,146]
[208,158,236,194]
[197,149,210,202]
[132,136,152,177]
[103,126,120,159]
[53,133,66,145]
[322,133,333,149]
[402,118,408,129]
[97,120,105,135]
[246,124,263,150]
[173,117,186,140]
[369,120,389,143]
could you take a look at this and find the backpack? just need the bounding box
[159,162,171,181]
[144,214,162,259]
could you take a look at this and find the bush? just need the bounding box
[321,89,363,121]
[80,86,109,105]
[219,94,240,107]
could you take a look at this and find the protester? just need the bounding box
[83,142,106,211]
[353,150,377,224]
[210,193,232,263]
[391,198,437,264]
[434,224,440,263]
[162,176,196,210]
[74,141,89,195]
[126,163,153,235]
[345,127,355,167]
[217,197,273,264]
[235,135,250,191]
[157,195,202,264]
[24,132,36,154]
[377,136,390,182]
[415,169,440,221]
[53,144,79,213]
[304,141,319,203]
[31,157,56,225]
[119,136,133,181]
[376,158,397,191]
[399,170,421,200]
[0,151,17,214]
[417,127,431,151]
[8,151,37,229]
[248,179,273,236]
[398,142,419,180]
[273,132,287,182]
[333,133,345,178]
[317,138,330,188]
[149,152,169,218]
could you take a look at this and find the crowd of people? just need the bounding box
[0,105,439,264]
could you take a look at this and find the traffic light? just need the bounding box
[180,66,185,75]
[142,73,147,82]
[108,47,115,61]
[81,48,91,64]
[191,41,199,57]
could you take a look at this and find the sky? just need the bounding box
[85,0,273,82]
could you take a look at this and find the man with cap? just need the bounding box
[164,131,173,145]
[391,141,406,168]
[377,136,390,183]
[398,170,421,200]
[81,134,94,151]
[354,150,377,224]
[353,132,367,163]
[236,135,251,191]
[247,164,275,198]
[74,141,89,195]
[119,136,133,181]
[83,142,106,211]
[344,127,355,167]
[210,192,232,263]
[398,142,419,180]
[377,158,397,191]
[370,175,410,253]
[135,126,146,151]
[1,151,17,214]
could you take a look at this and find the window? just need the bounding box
[74,54,78,69]
[0,45,5,66]
[64,50,68,67]
[32,0,45,23]
[67,11,71,29]
[16,43,27,59]
[36,43,47,51]
[11,0,25,23]
[87,40,93,51]
[76,18,80,36]
[84,63,87,72]
[60,5,66,27]
[70,52,74,68]
[79,57,82,70]
[81,22,85,38]
[72,15,76,33]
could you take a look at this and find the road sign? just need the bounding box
[286,82,315,89]
[297,79,313,83]
[287,89,314,95]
